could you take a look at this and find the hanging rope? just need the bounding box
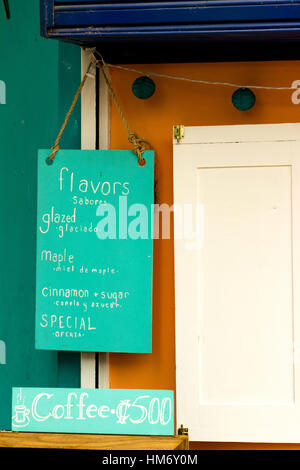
[47,60,94,163]
[91,51,152,166]
[48,51,152,166]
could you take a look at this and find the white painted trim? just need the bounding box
[99,65,111,151]
[81,48,96,150]
[173,122,300,146]
[98,352,110,389]
[81,352,96,389]
[97,65,111,389]
[80,50,111,388]
[80,47,97,389]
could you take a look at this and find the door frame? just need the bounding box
[80,47,110,389]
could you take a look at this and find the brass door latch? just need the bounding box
[178,424,189,436]
[173,125,184,144]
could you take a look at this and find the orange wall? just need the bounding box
[109,61,300,448]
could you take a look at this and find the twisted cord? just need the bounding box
[91,51,152,165]
[48,60,94,162]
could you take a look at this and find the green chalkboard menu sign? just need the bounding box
[35,149,154,353]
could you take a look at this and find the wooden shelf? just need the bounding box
[0,432,188,451]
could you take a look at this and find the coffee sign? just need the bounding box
[12,388,174,435]
[35,149,154,352]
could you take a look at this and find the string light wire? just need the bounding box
[105,63,297,91]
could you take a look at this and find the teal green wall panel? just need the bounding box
[0,0,81,430]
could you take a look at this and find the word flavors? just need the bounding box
[59,167,130,196]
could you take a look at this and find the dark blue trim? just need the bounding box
[40,1,300,60]
[42,1,300,32]
[47,22,300,36]
[40,0,54,37]
[54,4,300,27]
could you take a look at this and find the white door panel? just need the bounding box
[174,124,300,442]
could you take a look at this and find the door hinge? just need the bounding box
[174,125,184,144]
[178,424,189,436]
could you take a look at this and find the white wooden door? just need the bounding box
[174,123,300,443]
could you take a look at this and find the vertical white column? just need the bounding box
[80,48,110,388]
[80,47,97,388]
[97,64,111,388]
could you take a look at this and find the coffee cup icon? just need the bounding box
[12,404,30,427]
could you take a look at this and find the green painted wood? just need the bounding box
[36,149,154,353]
[12,387,174,435]
[0,0,81,430]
